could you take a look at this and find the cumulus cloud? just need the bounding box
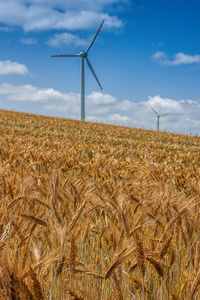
[152,51,166,61]
[109,113,131,123]
[87,91,117,105]
[0,26,12,32]
[20,37,38,45]
[47,32,88,47]
[24,0,126,11]
[0,83,67,102]
[148,95,182,112]
[166,53,200,65]
[0,0,124,32]
[0,60,29,75]
[152,51,200,66]
[0,83,200,134]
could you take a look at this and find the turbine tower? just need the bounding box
[51,20,104,121]
[151,107,170,131]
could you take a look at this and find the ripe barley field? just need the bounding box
[0,109,200,299]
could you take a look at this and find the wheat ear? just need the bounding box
[134,233,146,277]
[1,219,13,242]
[70,234,75,275]
[21,214,47,227]
[146,256,164,277]
[121,209,130,237]
[30,267,44,300]
[130,277,151,296]
[112,270,123,300]
[105,248,127,279]
[187,266,200,300]
[105,257,124,279]
[128,262,138,273]
[67,289,84,299]
[68,200,86,234]
[56,256,66,278]
[159,235,173,259]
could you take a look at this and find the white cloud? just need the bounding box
[0,60,29,75]
[109,113,131,123]
[47,32,88,47]
[0,83,200,134]
[20,37,38,45]
[24,0,126,11]
[24,10,122,32]
[152,51,166,61]
[152,51,200,66]
[87,91,117,105]
[166,53,200,65]
[0,26,12,32]
[0,83,66,102]
[0,0,124,32]
[147,95,182,112]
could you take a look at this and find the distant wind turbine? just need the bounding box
[51,20,104,121]
[151,107,170,131]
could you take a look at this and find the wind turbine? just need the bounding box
[51,20,104,121]
[151,107,170,131]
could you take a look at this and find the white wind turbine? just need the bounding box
[151,107,170,131]
[51,21,104,121]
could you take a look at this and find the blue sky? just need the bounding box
[0,0,200,134]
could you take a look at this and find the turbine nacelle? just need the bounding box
[79,52,87,58]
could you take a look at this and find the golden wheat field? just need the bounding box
[0,109,200,300]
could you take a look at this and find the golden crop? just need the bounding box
[0,109,200,299]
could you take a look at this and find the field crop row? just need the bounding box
[0,110,199,299]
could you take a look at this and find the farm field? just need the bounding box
[0,109,200,299]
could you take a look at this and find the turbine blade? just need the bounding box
[86,20,104,54]
[160,112,170,117]
[86,58,103,90]
[151,106,159,115]
[51,54,80,57]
